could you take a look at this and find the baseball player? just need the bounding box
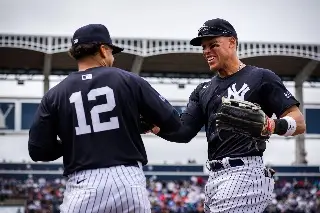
[150,18,306,212]
[28,24,182,213]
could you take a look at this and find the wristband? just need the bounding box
[282,116,297,136]
[274,116,296,136]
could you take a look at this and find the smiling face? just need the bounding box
[201,36,237,71]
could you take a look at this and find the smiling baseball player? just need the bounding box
[150,18,306,213]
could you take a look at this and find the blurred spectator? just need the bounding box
[0,176,320,213]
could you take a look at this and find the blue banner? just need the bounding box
[305,108,320,134]
[0,102,15,130]
[21,103,39,130]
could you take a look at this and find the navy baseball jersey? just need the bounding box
[28,67,181,176]
[158,65,300,160]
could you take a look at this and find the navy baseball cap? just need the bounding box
[71,24,124,54]
[190,18,237,46]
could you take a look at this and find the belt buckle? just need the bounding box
[268,168,276,177]
[264,167,275,178]
[209,160,223,172]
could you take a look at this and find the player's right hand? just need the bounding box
[150,126,160,134]
[139,116,156,134]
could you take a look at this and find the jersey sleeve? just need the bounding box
[259,69,300,118]
[157,82,206,143]
[133,76,181,133]
[28,93,63,162]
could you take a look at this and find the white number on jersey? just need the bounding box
[69,86,120,135]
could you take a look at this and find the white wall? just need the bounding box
[1,133,320,166]
[1,77,320,105]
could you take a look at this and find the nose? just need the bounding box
[203,46,211,56]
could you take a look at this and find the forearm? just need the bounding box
[273,107,306,136]
[157,125,196,143]
[28,140,63,162]
[157,109,204,143]
[157,110,182,133]
[283,111,306,136]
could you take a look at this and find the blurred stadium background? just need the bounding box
[1,0,320,212]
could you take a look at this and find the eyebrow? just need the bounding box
[202,40,219,48]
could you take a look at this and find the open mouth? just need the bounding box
[206,56,216,64]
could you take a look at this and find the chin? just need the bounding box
[209,64,219,71]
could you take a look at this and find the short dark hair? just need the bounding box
[69,42,104,60]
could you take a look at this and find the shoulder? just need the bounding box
[257,67,282,83]
[122,71,151,88]
[245,65,281,84]
[39,86,59,111]
[109,67,145,82]
[93,67,133,79]
[189,81,210,102]
[248,66,279,78]
[93,67,146,87]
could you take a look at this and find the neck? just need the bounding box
[77,57,108,72]
[217,58,244,78]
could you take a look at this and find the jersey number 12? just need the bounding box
[69,86,119,135]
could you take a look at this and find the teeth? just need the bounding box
[207,56,214,62]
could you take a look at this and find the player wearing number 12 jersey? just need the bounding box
[28,24,182,213]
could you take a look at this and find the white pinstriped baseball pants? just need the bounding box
[60,163,151,213]
[204,156,274,213]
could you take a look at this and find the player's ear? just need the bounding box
[99,45,107,58]
[229,37,237,49]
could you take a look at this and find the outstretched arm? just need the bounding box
[155,83,207,143]
[134,75,182,133]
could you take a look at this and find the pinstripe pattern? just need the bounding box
[60,164,151,213]
[204,156,274,213]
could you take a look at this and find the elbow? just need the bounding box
[168,138,190,143]
[178,136,193,143]
[296,120,306,135]
[283,109,306,136]
[157,132,193,143]
[28,149,40,162]
[170,134,193,143]
[28,143,51,162]
[28,144,37,162]
[292,118,306,136]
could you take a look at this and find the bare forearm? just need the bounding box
[283,111,306,136]
[272,106,306,137]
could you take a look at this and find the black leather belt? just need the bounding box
[124,162,140,168]
[209,159,244,171]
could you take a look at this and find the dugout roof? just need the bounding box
[0,34,319,81]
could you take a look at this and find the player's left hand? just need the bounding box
[215,98,274,140]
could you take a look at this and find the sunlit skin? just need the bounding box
[201,36,241,78]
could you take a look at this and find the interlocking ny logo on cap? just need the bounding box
[74,39,78,44]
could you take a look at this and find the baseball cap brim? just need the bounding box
[109,44,124,54]
[190,34,224,46]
